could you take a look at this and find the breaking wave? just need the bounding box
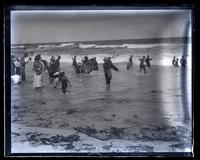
[11,45,25,49]
[35,42,178,50]
[77,43,176,49]
[37,43,75,50]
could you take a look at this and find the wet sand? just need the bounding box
[11,62,192,154]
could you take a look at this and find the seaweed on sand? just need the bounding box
[74,126,125,141]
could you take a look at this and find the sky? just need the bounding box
[11,10,191,44]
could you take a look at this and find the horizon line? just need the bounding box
[11,36,191,46]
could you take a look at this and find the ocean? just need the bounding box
[11,37,191,66]
[10,37,192,153]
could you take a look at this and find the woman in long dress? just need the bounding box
[33,54,44,89]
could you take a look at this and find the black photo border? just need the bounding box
[3,2,196,158]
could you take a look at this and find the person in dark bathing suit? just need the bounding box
[48,56,58,84]
[55,56,61,71]
[59,71,72,94]
[172,56,176,67]
[11,55,16,76]
[20,52,29,81]
[76,63,82,74]
[145,55,152,68]
[40,59,49,72]
[103,57,119,85]
[89,57,99,71]
[72,56,77,70]
[127,55,133,70]
[175,58,179,68]
[180,56,187,68]
[139,56,146,73]
[14,57,21,75]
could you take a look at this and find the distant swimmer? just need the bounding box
[145,55,152,68]
[139,56,146,73]
[103,57,119,85]
[172,56,176,66]
[112,53,118,59]
[127,55,133,70]
[174,58,179,68]
[180,56,187,68]
[112,54,115,58]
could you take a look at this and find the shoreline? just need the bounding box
[10,61,192,153]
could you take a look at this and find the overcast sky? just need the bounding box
[11,10,191,44]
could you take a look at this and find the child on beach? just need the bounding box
[59,71,72,94]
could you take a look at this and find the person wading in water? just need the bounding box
[103,57,119,85]
[139,56,146,73]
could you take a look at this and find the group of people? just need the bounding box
[172,56,187,68]
[126,55,152,73]
[72,56,99,74]
[11,52,188,94]
[11,52,32,83]
[32,54,71,94]
[72,55,120,85]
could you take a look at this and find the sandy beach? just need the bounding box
[10,61,192,154]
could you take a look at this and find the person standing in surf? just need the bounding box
[55,55,61,71]
[32,54,44,89]
[20,52,30,81]
[83,56,92,74]
[180,56,187,68]
[11,55,16,76]
[59,71,72,94]
[13,57,21,76]
[103,57,119,85]
[175,58,179,68]
[145,55,152,68]
[72,56,77,70]
[139,56,146,73]
[172,56,176,66]
[48,56,60,84]
[40,59,49,72]
[127,55,133,70]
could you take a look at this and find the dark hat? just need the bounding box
[103,57,109,61]
[59,71,65,76]
[35,54,41,60]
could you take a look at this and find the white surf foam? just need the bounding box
[58,43,75,48]
[11,45,25,49]
[38,44,56,49]
[78,44,97,49]
[77,43,178,49]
